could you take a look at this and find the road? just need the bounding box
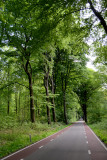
[1,121,107,160]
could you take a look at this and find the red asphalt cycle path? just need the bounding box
[1,121,107,160]
[84,123,107,160]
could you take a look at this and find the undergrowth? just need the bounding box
[89,119,107,145]
[0,115,70,158]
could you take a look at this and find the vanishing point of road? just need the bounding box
[1,121,107,160]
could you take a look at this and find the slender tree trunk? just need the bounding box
[7,98,10,114]
[15,92,18,114]
[61,73,68,124]
[7,87,10,114]
[7,65,10,114]
[19,91,20,113]
[44,70,51,125]
[29,75,35,122]
[51,75,56,122]
[17,91,21,121]
[63,91,68,124]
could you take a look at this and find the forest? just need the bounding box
[0,0,107,158]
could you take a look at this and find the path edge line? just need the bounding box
[87,125,107,151]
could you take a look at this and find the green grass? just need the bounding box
[89,119,107,145]
[0,120,71,158]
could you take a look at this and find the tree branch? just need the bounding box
[88,0,107,34]
[0,82,29,90]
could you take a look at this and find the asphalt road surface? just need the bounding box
[1,121,107,160]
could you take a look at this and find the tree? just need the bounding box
[87,88,107,123]
[74,69,105,122]
[0,0,50,122]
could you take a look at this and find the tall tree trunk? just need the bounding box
[19,91,20,113]
[29,74,35,123]
[63,91,68,124]
[82,104,87,123]
[44,70,51,125]
[7,98,10,114]
[61,73,68,124]
[15,91,17,114]
[7,65,10,114]
[23,60,35,123]
[51,75,56,122]
[7,87,10,114]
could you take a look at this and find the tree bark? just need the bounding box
[29,73,35,122]
[61,73,68,124]
[7,87,10,114]
[82,104,87,123]
[88,0,107,34]
[63,91,68,124]
[19,91,20,113]
[44,68,51,125]
[15,91,18,114]
[23,60,35,123]
[7,65,10,115]
[51,74,56,122]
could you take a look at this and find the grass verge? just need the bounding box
[0,121,71,158]
[89,120,107,146]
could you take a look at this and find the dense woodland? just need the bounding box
[0,0,107,126]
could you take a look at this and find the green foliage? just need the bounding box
[0,114,71,158]
[89,119,107,145]
[87,87,107,124]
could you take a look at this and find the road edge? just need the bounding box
[1,123,74,160]
[87,125,107,151]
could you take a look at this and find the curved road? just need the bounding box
[1,121,107,160]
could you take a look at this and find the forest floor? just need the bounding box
[0,117,71,159]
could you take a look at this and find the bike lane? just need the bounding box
[84,123,107,160]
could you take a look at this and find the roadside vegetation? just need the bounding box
[89,119,107,146]
[0,114,72,158]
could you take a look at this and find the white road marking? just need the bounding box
[88,150,91,154]
[50,139,54,141]
[86,141,88,144]
[39,146,43,149]
[87,126,107,151]
[20,159,24,160]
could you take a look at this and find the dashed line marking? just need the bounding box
[88,150,91,154]
[39,146,43,149]
[20,159,24,160]
[86,141,88,144]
